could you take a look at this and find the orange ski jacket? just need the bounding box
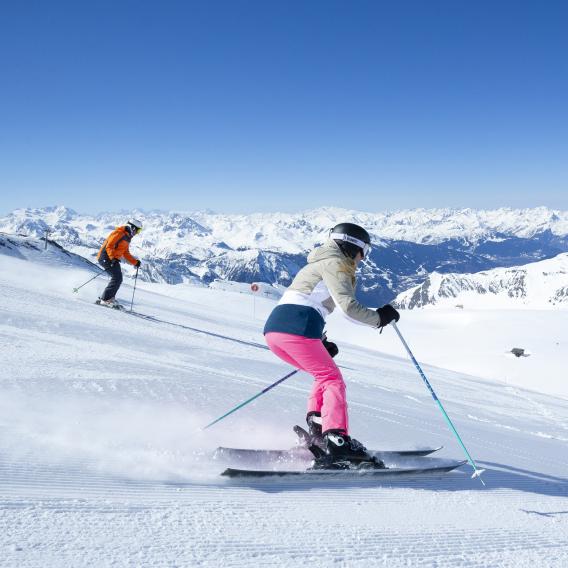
[97,226,139,266]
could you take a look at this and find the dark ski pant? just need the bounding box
[98,257,123,301]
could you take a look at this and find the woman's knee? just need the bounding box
[315,367,345,388]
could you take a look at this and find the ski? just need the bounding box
[94,301,152,318]
[214,445,443,462]
[221,459,467,478]
[215,423,442,463]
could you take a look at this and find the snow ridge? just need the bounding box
[394,253,568,309]
[3,205,568,249]
[1,205,568,305]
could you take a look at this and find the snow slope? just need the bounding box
[1,252,567,567]
[328,307,568,401]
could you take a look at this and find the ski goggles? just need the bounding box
[132,226,142,235]
[329,232,371,258]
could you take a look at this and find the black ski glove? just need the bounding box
[134,260,141,268]
[322,336,339,358]
[377,304,400,328]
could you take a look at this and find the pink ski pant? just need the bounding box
[265,332,348,434]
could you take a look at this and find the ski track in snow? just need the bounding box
[1,255,568,567]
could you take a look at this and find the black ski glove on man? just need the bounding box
[135,260,141,268]
[377,304,400,328]
[322,334,339,358]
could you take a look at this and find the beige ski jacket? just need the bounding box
[279,240,381,328]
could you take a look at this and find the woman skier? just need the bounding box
[263,222,400,469]
[96,219,143,308]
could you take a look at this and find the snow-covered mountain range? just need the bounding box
[394,253,568,309]
[2,205,568,304]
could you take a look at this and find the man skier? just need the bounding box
[96,219,143,308]
[263,222,400,469]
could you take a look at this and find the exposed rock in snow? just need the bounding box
[1,206,568,304]
[394,253,568,309]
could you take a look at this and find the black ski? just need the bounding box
[214,445,442,462]
[216,424,442,463]
[221,459,466,478]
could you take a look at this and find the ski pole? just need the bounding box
[391,321,486,484]
[72,270,105,293]
[130,266,139,312]
[202,369,299,430]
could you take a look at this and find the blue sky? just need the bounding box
[1,0,567,215]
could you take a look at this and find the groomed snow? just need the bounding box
[329,306,568,400]
[1,253,567,567]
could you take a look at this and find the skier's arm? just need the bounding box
[320,263,381,327]
[117,242,138,266]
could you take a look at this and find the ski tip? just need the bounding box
[390,445,443,457]
[418,445,443,452]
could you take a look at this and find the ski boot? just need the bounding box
[293,413,324,449]
[310,432,386,470]
[95,297,124,310]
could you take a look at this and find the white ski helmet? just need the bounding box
[128,219,143,234]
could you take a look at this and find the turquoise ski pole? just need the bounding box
[202,369,299,430]
[392,321,485,484]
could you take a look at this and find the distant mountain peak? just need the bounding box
[1,205,568,305]
[394,253,568,309]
